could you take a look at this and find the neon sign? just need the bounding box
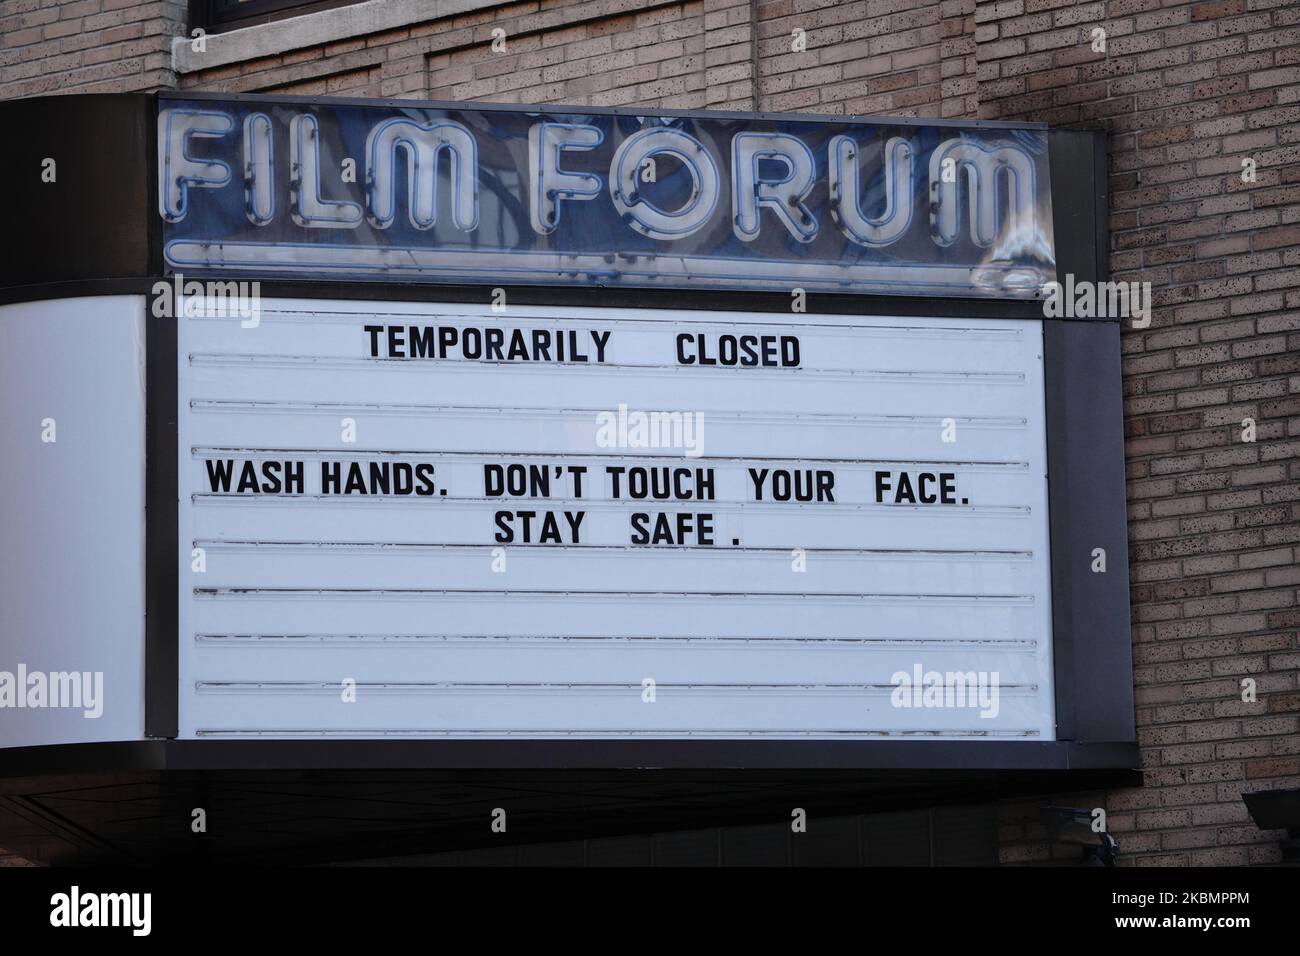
[159,96,1056,297]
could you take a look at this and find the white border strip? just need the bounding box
[164,241,1048,297]
[173,0,504,74]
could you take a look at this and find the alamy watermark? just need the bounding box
[595,403,705,458]
[0,665,103,718]
[1042,276,1151,327]
[150,272,262,328]
[50,886,150,936]
[890,664,1000,719]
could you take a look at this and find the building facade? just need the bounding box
[0,0,1297,865]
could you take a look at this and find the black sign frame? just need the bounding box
[0,92,1135,777]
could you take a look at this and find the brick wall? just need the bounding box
[2,0,1297,866]
[0,0,185,98]
[755,0,949,115]
[972,0,1300,867]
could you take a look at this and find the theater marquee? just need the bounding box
[0,92,1134,770]
[178,298,1054,739]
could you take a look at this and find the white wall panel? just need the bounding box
[0,296,146,747]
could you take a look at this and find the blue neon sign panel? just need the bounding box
[159,95,1056,298]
